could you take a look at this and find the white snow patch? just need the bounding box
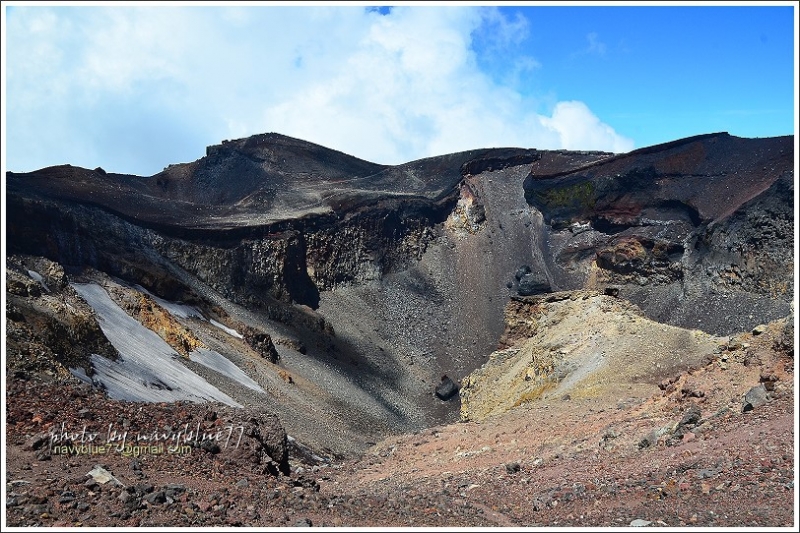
[209,319,244,339]
[27,269,49,292]
[70,366,91,384]
[189,348,263,393]
[70,282,241,406]
[132,285,242,339]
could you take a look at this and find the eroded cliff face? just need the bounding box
[524,133,794,334]
[5,132,794,455]
[693,170,794,299]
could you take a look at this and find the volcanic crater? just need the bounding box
[4,131,795,527]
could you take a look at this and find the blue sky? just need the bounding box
[2,3,797,176]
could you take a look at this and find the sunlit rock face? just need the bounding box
[5,132,793,455]
[459,290,722,422]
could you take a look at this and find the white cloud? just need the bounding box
[540,101,634,153]
[4,6,634,175]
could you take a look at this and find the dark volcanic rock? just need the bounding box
[144,491,167,505]
[517,272,551,296]
[241,326,280,363]
[677,404,702,429]
[223,409,290,476]
[514,265,532,281]
[603,286,620,297]
[742,384,769,412]
[460,149,541,176]
[435,376,459,401]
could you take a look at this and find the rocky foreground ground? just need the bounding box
[4,313,795,528]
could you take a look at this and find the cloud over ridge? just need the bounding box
[5,6,634,175]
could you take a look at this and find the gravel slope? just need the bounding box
[4,311,794,528]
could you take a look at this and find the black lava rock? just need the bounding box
[517,273,551,296]
[514,265,532,281]
[435,376,459,401]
